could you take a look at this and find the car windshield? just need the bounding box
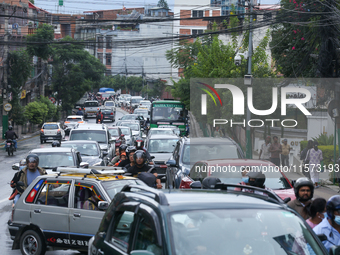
[101,179,145,200]
[131,98,142,103]
[121,123,139,131]
[121,115,136,120]
[109,129,120,136]
[169,209,324,255]
[70,130,107,143]
[182,144,240,165]
[43,124,58,129]
[84,102,98,107]
[102,93,110,98]
[105,102,114,106]
[148,139,179,153]
[66,118,81,122]
[102,110,112,114]
[35,152,75,168]
[152,106,184,121]
[149,129,174,136]
[62,143,99,156]
[120,128,130,135]
[190,165,291,189]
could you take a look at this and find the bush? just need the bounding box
[24,101,48,125]
[300,140,308,152]
[318,145,338,168]
[11,102,27,125]
[312,133,334,146]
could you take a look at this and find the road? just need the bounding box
[0,109,125,255]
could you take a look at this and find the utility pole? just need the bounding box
[142,65,144,97]
[2,7,9,139]
[245,0,253,159]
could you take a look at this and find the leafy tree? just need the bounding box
[126,76,143,93]
[29,0,34,4]
[38,96,57,122]
[26,24,54,59]
[157,0,169,9]
[24,101,48,125]
[143,79,166,98]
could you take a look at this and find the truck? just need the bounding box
[83,100,100,119]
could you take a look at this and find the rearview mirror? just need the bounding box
[12,163,20,170]
[166,159,177,167]
[80,162,89,168]
[190,181,202,189]
[98,201,109,210]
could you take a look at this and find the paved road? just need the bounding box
[0,110,125,255]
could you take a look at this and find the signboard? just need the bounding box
[4,103,12,112]
[154,104,183,108]
[49,97,56,104]
[59,0,63,6]
[20,90,26,99]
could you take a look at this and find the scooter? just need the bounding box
[6,139,15,156]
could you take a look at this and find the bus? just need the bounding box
[150,100,188,135]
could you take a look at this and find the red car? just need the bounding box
[181,159,295,201]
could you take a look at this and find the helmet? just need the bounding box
[247,171,266,188]
[79,108,82,110]
[202,177,221,189]
[326,195,340,221]
[8,126,13,130]
[52,141,60,147]
[20,159,27,166]
[133,150,147,167]
[294,177,314,201]
[26,154,39,165]
[119,144,128,153]
[126,146,137,156]
[134,137,144,150]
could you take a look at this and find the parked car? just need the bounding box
[8,169,145,254]
[61,140,107,166]
[40,122,65,144]
[63,115,85,135]
[166,137,245,189]
[68,124,114,152]
[183,159,295,201]
[89,184,330,255]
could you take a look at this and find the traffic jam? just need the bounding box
[4,90,340,255]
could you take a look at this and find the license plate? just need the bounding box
[48,137,53,139]
[7,143,11,146]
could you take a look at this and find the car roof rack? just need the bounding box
[55,167,125,175]
[214,183,285,204]
[121,184,169,205]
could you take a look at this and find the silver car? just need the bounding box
[117,126,134,145]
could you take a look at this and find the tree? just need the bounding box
[24,101,48,125]
[157,0,169,9]
[126,76,143,93]
[143,79,166,98]
[38,96,57,122]
[26,24,54,59]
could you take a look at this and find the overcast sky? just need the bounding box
[34,0,278,14]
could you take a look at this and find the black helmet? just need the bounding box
[326,195,340,221]
[126,146,137,156]
[8,126,13,130]
[133,150,147,167]
[119,144,128,153]
[26,154,39,165]
[134,137,144,150]
[294,177,314,201]
[247,171,266,188]
[52,141,60,147]
[202,177,221,189]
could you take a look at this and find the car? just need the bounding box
[158,125,181,136]
[133,108,149,120]
[89,184,329,255]
[8,168,146,254]
[107,127,123,159]
[117,126,134,146]
[166,137,245,189]
[145,134,180,178]
[183,159,295,201]
[103,101,116,111]
[68,124,114,152]
[146,127,179,139]
[117,121,142,138]
[28,147,84,174]
[40,122,65,144]
[139,99,151,110]
[101,108,115,122]
[129,96,143,109]
[119,114,144,127]
[61,140,107,166]
[63,115,85,135]
[84,101,100,118]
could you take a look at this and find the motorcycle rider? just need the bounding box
[109,144,127,165]
[5,126,18,151]
[134,137,153,164]
[96,109,103,124]
[287,177,314,220]
[76,107,84,116]
[52,141,60,147]
[123,146,136,170]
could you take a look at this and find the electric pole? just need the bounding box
[2,7,9,139]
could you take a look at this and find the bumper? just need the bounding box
[8,220,24,241]
[40,134,62,140]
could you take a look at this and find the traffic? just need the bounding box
[3,91,340,255]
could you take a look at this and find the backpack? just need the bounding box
[137,167,156,188]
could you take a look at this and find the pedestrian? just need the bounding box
[259,135,271,160]
[300,140,313,178]
[281,139,291,167]
[314,195,340,252]
[305,141,323,188]
[287,177,314,220]
[269,136,282,167]
[306,198,327,229]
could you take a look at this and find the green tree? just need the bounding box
[38,96,57,122]
[157,0,169,9]
[143,79,166,98]
[126,76,143,93]
[26,24,54,59]
[24,101,48,125]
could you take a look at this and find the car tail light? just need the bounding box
[160,165,167,168]
[57,129,61,133]
[83,108,86,110]
[65,121,70,123]
[78,121,84,123]
[110,112,113,115]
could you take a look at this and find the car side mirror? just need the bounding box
[317,234,328,242]
[291,180,296,187]
[130,251,155,255]
[109,138,115,143]
[12,163,20,170]
[283,197,291,203]
[330,246,340,255]
[166,159,177,167]
[98,201,109,210]
[102,151,108,158]
[80,162,89,168]
[190,181,202,189]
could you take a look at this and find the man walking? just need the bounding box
[269,136,282,167]
[259,136,271,160]
[281,139,291,167]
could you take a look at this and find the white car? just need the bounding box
[40,122,65,144]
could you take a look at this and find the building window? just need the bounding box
[106,37,112,49]
[106,54,111,65]
[98,53,103,64]
[98,36,103,49]
[192,29,204,35]
[192,10,204,18]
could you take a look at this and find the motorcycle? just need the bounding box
[96,117,103,124]
[6,139,15,156]
[115,134,126,148]
[144,123,150,135]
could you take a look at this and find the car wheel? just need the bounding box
[40,140,43,144]
[43,140,46,144]
[20,230,46,255]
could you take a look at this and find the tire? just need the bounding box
[43,140,46,144]
[7,149,10,156]
[20,230,46,255]
[40,140,43,144]
[11,148,14,156]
